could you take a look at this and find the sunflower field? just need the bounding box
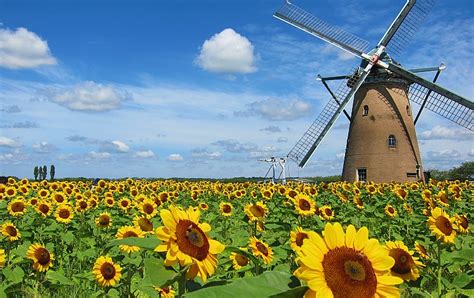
[0,177,472,297]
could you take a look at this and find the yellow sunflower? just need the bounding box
[353,195,364,210]
[385,241,424,281]
[4,187,17,198]
[294,194,316,217]
[116,226,145,253]
[230,248,250,270]
[154,286,176,298]
[118,197,132,211]
[199,202,209,211]
[249,237,273,265]
[384,205,397,218]
[35,200,52,217]
[319,205,335,221]
[95,212,112,228]
[26,243,54,272]
[427,207,457,244]
[55,204,74,224]
[290,227,317,253]
[93,256,122,287]
[0,248,5,267]
[219,202,233,217]
[1,222,21,241]
[455,214,469,234]
[393,187,408,200]
[436,191,449,207]
[51,191,67,204]
[294,222,403,298]
[366,184,378,195]
[244,201,268,222]
[154,205,225,282]
[414,242,429,259]
[104,197,115,208]
[133,215,154,234]
[7,198,28,216]
[138,198,158,218]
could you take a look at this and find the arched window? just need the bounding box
[388,135,396,147]
[363,105,369,116]
[406,105,411,116]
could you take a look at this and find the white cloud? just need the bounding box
[277,137,288,143]
[235,98,312,121]
[87,151,111,160]
[0,27,57,69]
[0,153,14,161]
[45,81,129,112]
[426,149,462,160]
[195,28,257,74]
[167,153,183,161]
[135,150,155,158]
[32,141,56,153]
[111,140,129,153]
[419,125,473,140]
[191,148,222,160]
[469,149,474,157]
[0,136,20,147]
[260,125,282,133]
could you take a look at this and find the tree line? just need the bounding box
[33,165,55,181]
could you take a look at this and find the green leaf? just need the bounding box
[46,270,75,285]
[105,288,120,298]
[63,231,75,245]
[106,237,161,250]
[451,248,474,262]
[452,273,472,289]
[144,257,177,287]
[2,267,24,285]
[224,246,259,265]
[270,286,308,298]
[184,271,296,298]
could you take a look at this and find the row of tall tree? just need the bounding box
[33,165,55,181]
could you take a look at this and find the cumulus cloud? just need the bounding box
[0,105,21,113]
[134,150,155,158]
[195,28,257,74]
[110,140,129,153]
[32,141,56,153]
[0,27,57,69]
[212,139,257,153]
[426,149,462,160]
[419,125,472,140]
[0,136,20,147]
[260,125,282,133]
[87,151,111,160]
[191,148,222,160]
[0,121,38,129]
[44,81,130,112]
[167,153,183,161]
[235,98,312,121]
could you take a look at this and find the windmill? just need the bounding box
[272,0,474,183]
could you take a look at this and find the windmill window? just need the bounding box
[357,168,367,182]
[388,135,396,147]
[363,105,369,116]
[406,105,411,116]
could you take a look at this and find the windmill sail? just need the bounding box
[288,66,371,167]
[273,1,370,57]
[380,0,437,59]
[386,63,474,130]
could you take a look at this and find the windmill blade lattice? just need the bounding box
[274,1,370,57]
[288,66,370,167]
[381,0,437,60]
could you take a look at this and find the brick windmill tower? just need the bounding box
[273,0,473,183]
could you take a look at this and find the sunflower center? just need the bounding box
[123,231,138,238]
[235,254,249,266]
[295,232,309,247]
[99,215,110,226]
[6,225,17,237]
[388,207,394,213]
[256,242,269,256]
[39,204,50,214]
[121,200,129,207]
[35,247,51,265]
[59,209,70,219]
[143,204,154,214]
[459,216,468,229]
[249,205,265,217]
[389,248,414,275]
[176,220,209,261]
[325,208,333,216]
[435,216,453,235]
[79,201,87,209]
[322,247,377,298]
[55,195,64,203]
[11,202,25,212]
[138,218,153,231]
[222,205,231,213]
[299,199,311,211]
[288,190,297,198]
[100,262,116,280]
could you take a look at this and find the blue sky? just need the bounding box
[0,0,473,179]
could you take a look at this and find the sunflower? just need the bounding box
[95,212,112,228]
[393,187,408,200]
[436,191,449,207]
[52,192,67,204]
[7,198,28,216]
[294,223,403,298]
[427,207,457,244]
[261,188,273,200]
[133,215,154,234]
[421,189,432,202]
[319,205,335,221]
[384,205,397,218]
[244,201,268,222]
[294,194,316,217]
[353,195,364,210]
[26,243,54,272]
[199,202,208,211]
[414,242,429,259]
[290,227,316,252]
[4,187,17,198]
[138,198,158,218]
[455,214,469,234]
[154,286,176,298]
[116,226,145,253]
[0,248,5,267]
[366,184,378,195]
[1,222,21,241]
[55,204,74,224]
[75,199,89,213]
[154,205,225,282]
[403,203,413,214]
[385,241,424,281]
[249,237,273,265]
[230,248,250,270]
[93,256,122,287]
[104,197,115,208]
[118,197,132,211]
[38,188,50,198]
[36,200,52,217]
[219,202,233,217]
[286,189,299,201]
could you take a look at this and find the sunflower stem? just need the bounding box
[177,269,187,297]
[437,242,443,296]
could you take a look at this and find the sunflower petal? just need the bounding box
[323,223,338,249]
[345,225,356,247]
[354,226,369,251]
[378,275,403,285]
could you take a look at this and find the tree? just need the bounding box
[42,165,47,180]
[34,166,39,181]
[449,162,474,181]
[38,166,43,180]
[50,165,55,181]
